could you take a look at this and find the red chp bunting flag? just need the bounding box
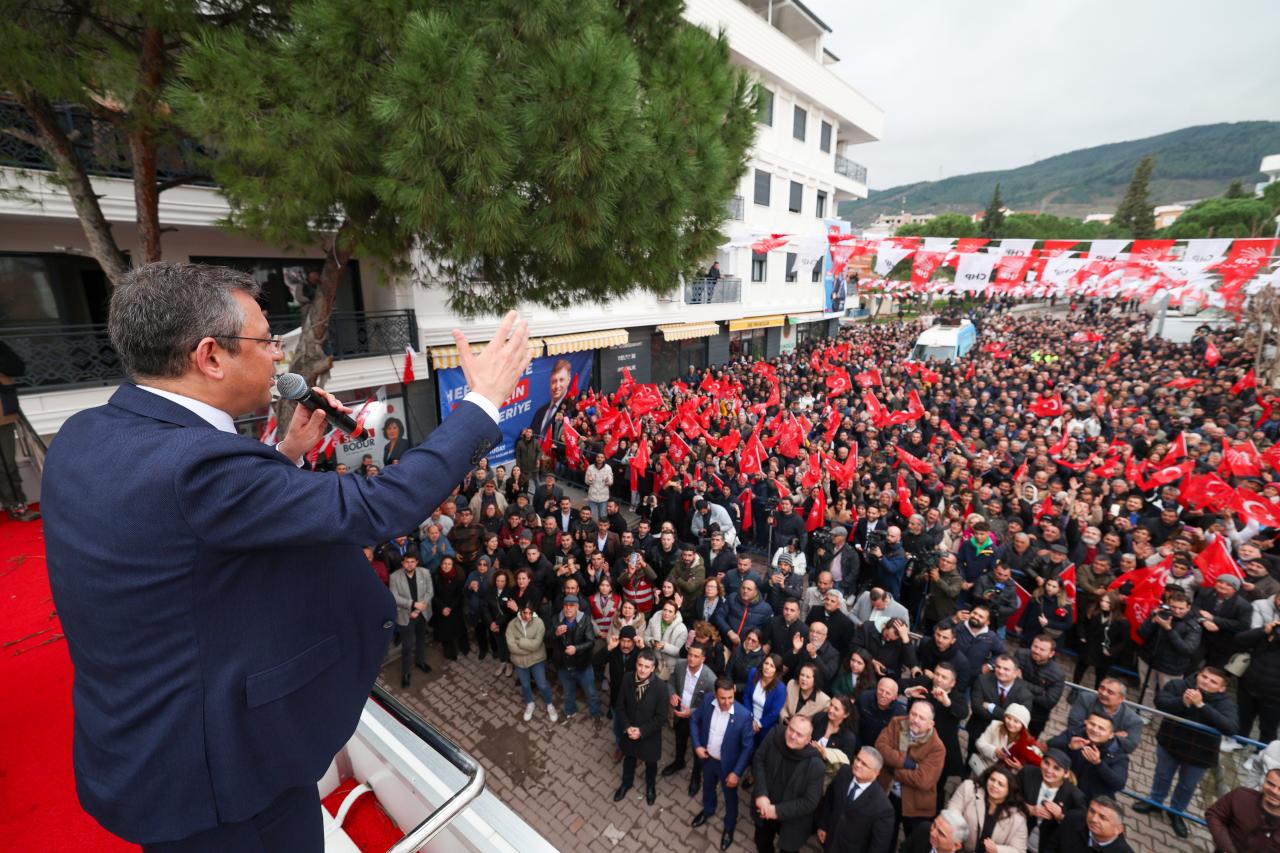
[910,251,948,290]
[402,345,416,383]
[993,255,1035,290]
[1194,537,1244,588]
[1204,341,1221,368]
[1231,369,1256,395]
[1222,438,1263,478]
[896,471,914,517]
[1028,394,1065,419]
[654,455,676,492]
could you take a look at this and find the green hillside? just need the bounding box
[839,121,1280,227]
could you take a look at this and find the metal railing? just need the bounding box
[0,96,212,186]
[726,195,745,221]
[369,684,487,853]
[834,154,867,184]
[3,309,416,392]
[685,276,742,305]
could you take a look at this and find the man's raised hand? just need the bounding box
[454,311,532,409]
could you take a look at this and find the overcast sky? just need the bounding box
[807,0,1280,190]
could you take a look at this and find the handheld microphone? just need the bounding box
[275,373,361,435]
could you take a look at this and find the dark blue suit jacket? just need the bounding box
[43,384,499,843]
[690,694,754,778]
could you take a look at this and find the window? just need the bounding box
[754,169,771,207]
[812,260,822,283]
[820,121,832,153]
[816,190,827,219]
[788,181,803,213]
[785,252,798,283]
[751,251,767,282]
[792,105,806,141]
[756,86,774,126]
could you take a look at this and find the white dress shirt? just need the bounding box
[138,386,236,433]
[707,705,732,760]
[681,665,703,711]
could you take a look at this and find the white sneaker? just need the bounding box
[547,704,559,723]
[1221,739,1243,753]
[523,703,535,722]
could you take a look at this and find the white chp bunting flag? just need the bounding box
[1089,240,1130,259]
[1182,238,1233,266]
[991,239,1035,258]
[874,245,915,277]
[791,234,827,271]
[1039,257,1086,290]
[954,253,997,293]
[922,237,956,253]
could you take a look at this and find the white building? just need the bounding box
[1259,153,1280,195]
[1,0,883,444]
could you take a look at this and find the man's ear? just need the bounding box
[191,337,226,380]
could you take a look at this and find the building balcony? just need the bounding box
[5,309,418,392]
[832,153,869,202]
[685,276,742,305]
[834,154,867,184]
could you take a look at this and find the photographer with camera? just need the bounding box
[1135,589,1203,706]
[869,525,907,600]
[970,563,1021,640]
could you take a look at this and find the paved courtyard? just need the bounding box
[379,641,1223,852]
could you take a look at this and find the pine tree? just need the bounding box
[1224,180,1248,198]
[174,0,755,406]
[980,183,1005,239]
[1113,156,1156,238]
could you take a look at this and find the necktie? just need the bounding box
[847,783,861,803]
[998,686,1008,706]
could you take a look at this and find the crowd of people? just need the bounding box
[349,301,1280,853]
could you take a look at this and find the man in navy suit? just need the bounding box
[816,746,896,853]
[690,677,755,851]
[43,262,531,851]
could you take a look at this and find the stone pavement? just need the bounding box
[379,639,1224,852]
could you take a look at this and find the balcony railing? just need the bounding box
[685,276,742,305]
[4,309,417,392]
[726,195,745,221]
[0,96,212,186]
[834,154,867,184]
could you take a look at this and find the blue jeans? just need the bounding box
[1149,744,1209,813]
[517,661,553,705]
[558,665,600,716]
[589,500,608,520]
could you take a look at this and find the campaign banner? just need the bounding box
[333,394,406,471]
[436,350,594,468]
[822,217,851,313]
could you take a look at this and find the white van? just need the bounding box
[909,320,977,363]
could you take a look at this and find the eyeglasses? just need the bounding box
[216,334,284,353]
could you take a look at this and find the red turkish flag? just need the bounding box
[964,363,975,381]
[666,431,692,465]
[629,436,651,490]
[1232,369,1256,395]
[895,446,934,477]
[1090,455,1121,480]
[1159,433,1187,467]
[1113,559,1170,645]
[654,455,676,492]
[562,421,583,468]
[1058,565,1078,618]
[801,452,823,489]
[942,420,964,444]
[806,488,827,532]
[1233,487,1280,528]
[1165,377,1202,390]
[896,472,914,517]
[1048,428,1071,457]
[826,368,853,397]
[1194,537,1244,588]
[738,487,753,531]
[1103,351,1120,370]
[1034,493,1055,523]
[1204,341,1221,368]
[1013,460,1028,482]
[1007,582,1034,630]
[854,368,882,387]
[1145,459,1193,488]
[739,430,766,475]
[823,408,842,445]
[1028,394,1064,419]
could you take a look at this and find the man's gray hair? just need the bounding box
[857,745,884,771]
[109,262,261,379]
[938,809,969,844]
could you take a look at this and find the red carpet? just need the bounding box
[0,513,136,852]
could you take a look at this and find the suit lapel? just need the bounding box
[108,383,223,431]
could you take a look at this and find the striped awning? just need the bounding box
[787,311,828,324]
[429,339,544,369]
[543,328,629,356]
[728,314,786,332]
[657,321,721,341]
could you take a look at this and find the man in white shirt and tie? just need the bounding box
[816,746,896,853]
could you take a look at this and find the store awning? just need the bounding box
[728,314,786,332]
[787,311,828,324]
[429,339,544,369]
[657,321,721,341]
[543,328,629,356]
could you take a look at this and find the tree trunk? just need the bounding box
[275,230,351,433]
[16,90,130,283]
[130,25,165,264]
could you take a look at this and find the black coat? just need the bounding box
[967,674,1034,740]
[1014,649,1066,727]
[1080,611,1132,669]
[817,764,896,853]
[763,614,804,657]
[1154,677,1239,768]
[1239,624,1280,701]
[1042,809,1134,853]
[615,673,670,763]
[751,727,826,850]
[1137,611,1202,676]
[1016,765,1087,851]
[807,607,856,658]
